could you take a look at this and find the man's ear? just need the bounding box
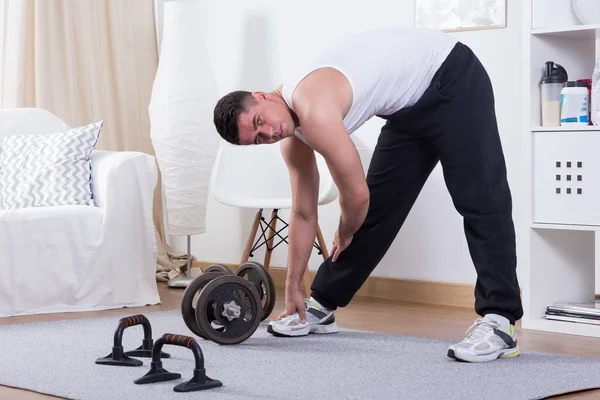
[251,91,269,101]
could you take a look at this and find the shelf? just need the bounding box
[523,1,600,340]
[522,317,600,338]
[531,223,600,232]
[532,126,600,132]
[531,24,600,39]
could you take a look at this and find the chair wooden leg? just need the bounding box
[263,209,278,270]
[241,209,262,264]
[241,212,326,299]
[316,224,329,260]
[303,268,312,298]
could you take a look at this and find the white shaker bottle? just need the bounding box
[540,61,568,126]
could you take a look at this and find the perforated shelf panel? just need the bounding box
[533,131,600,226]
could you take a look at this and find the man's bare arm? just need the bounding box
[280,136,319,290]
[301,113,369,238]
[289,68,369,239]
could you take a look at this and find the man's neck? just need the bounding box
[272,86,300,129]
[271,86,285,104]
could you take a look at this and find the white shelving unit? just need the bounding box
[531,24,600,39]
[521,1,600,338]
[532,125,600,132]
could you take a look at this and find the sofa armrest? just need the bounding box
[90,150,158,212]
[87,150,159,304]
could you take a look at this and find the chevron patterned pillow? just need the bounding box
[0,121,103,209]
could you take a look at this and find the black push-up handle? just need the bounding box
[134,333,223,392]
[95,314,170,367]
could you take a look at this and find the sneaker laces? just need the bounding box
[463,318,500,343]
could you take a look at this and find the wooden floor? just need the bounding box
[2,283,600,399]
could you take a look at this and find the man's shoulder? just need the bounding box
[292,68,352,122]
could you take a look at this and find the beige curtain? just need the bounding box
[0,0,190,282]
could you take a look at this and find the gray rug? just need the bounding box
[1,310,600,400]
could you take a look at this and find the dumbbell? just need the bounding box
[180,261,276,345]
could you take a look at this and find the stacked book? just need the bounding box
[545,300,600,325]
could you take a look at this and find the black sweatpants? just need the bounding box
[310,42,523,324]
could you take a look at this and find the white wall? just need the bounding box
[161,0,524,285]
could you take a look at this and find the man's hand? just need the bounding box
[331,228,353,262]
[278,285,307,323]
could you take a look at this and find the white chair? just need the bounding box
[210,135,372,294]
[0,107,160,317]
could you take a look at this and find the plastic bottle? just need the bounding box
[560,81,589,125]
[577,78,592,125]
[592,59,600,125]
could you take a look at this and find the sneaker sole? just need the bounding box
[267,322,339,337]
[447,347,520,363]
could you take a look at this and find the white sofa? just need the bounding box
[0,108,160,317]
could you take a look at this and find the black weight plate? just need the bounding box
[180,272,223,339]
[205,263,233,275]
[235,261,276,321]
[195,275,261,345]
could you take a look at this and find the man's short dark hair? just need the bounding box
[213,90,255,145]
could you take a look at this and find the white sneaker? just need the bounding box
[447,314,520,362]
[267,300,338,337]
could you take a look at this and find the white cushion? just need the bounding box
[0,121,103,210]
[0,108,71,138]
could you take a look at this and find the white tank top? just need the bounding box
[281,27,458,143]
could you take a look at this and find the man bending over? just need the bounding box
[212,26,523,363]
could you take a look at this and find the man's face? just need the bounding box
[237,92,296,145]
